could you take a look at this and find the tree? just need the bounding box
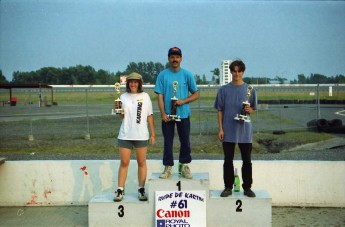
[202,74,207,84]
[244,77,270,84]
[211,68,220,84]
[37,67,61,84]
[195,74,202,84]
[290,79,298,84]
[0,70,9,84]
[125,61,164,84]
[96,69,111,84]
[309,73,328,84]
[297,74,307,84]
[334,74,345,83]
[12,71,39,84]
[274,76,287,84]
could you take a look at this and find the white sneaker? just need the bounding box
[181,164,193,179]
[159,166,172,179]
[114,188,124,202]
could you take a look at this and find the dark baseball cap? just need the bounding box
[168,47,182,57]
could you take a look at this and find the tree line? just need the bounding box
[291,74,345,84]
[243,74,345,84]
[0,62,209,85]
[0,64,344,85]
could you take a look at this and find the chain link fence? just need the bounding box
[0,84,344,141]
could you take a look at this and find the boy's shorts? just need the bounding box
[117,139,149,149]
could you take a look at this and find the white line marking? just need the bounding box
[335,110,345,116]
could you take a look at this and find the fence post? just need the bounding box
[317,84,321,119]
[85,88,91,140]
[28,92,34,141]
[198,89,201,135]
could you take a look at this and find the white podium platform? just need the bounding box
[208,190,272,226]
[89,172,272,227]
[148,172,210,202]
[88,193,152,227]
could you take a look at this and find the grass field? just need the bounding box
[0,110,337,157]
[0,85,344,105]
[0,129,336,156]
[0,85,343,158]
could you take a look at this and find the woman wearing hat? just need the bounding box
[114,72,156,202]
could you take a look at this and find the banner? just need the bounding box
[155,190,206,227]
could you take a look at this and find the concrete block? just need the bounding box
[207,189,272,227]
[88,193,152,227]
[148,172,210,202]
[89,175,272,227]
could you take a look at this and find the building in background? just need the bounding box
[221,60,232,85]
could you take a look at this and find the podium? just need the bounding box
[208,190,271,226]
[148,173,210,201]
[88,193,151,227]
[89,172,272,226]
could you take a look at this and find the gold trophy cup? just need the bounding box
[112,82,123,115]
[168,81,181,121]
[234,85,253,122]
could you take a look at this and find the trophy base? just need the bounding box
[168,114,181,122]
[111,109,124,115]
[242,101,250,106]
[234,114,251,123]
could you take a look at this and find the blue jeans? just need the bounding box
[161,118,192,166]
[222,142,253,190]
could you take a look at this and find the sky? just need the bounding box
[1,0,345,82]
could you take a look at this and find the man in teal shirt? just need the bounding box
[154,47,198,179]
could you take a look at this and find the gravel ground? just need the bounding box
[0,206,344,227]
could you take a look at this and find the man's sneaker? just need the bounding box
[138,188,148,201]
[181,164,193,179]
[114,188,124,202]
[220,188,232,197]
[244,189,256,197]
[159,166,172,179]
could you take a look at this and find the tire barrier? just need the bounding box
[307,119,345,133]
[328,119,342,128]
[273,130,286,135]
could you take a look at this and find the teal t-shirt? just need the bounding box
[154,68,198,118]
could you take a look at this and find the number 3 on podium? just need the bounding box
[118,205,124,217]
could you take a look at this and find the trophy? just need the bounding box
[234,85,253,122]
[168,81,181,121]
[112,82,123,115]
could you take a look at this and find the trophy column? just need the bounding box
[234,85,253,122]
[168,81,181,121]
[112,82,123,115]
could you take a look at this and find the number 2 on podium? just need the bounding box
[236,200,242,212]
